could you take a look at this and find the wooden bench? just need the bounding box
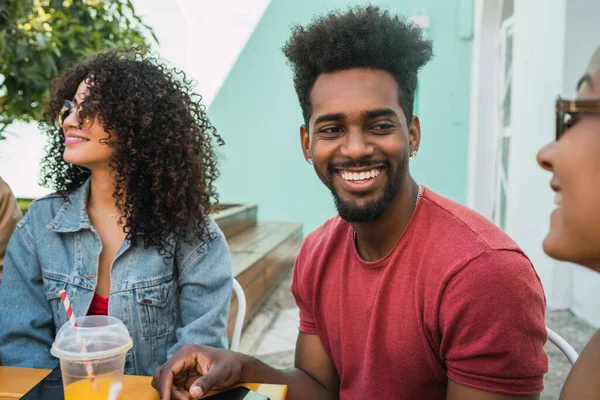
[213,205,303,339]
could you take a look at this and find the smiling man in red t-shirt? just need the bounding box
[153,6,548,400]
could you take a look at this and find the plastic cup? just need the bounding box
[50,316,133,400]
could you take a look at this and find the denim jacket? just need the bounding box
[0,179,232,376]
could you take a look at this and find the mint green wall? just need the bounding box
[209,0,473,234]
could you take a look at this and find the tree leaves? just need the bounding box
[0,0,157,139]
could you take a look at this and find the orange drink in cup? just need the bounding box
[51,316,132,400]
[64,378,122,400]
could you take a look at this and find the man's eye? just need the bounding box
[370,123,396,133]
[319,127,343,134]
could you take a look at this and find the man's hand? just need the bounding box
[151,344,245,400]
[152,333,338,400]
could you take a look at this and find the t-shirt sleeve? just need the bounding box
[291,249,318,335]
[438,249,548,395]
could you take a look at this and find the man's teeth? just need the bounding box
[554,193,562,207]
[340,169,380,181]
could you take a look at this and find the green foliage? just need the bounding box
[0,0,157,138]
[17,198,33,215]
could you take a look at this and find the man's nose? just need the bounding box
[339,128,374,160]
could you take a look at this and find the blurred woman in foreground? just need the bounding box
[537,46,600,399]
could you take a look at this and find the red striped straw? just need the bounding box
[59,290,97,385]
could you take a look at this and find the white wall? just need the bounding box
[562,0,600,98]
[0,122,49,199]
[132,0,271,107]
[0,0,270,199]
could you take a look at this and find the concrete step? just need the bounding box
[213,204,257,239]
[225,221,303,339]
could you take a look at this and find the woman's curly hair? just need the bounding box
[283,5,433,126]
[40,49,224,257]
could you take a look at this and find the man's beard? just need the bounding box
[324,159,402,223]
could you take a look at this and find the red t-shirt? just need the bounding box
[87,293,109,316]
[291,186,548,399]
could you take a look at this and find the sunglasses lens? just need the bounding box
[77,102,97,129]
[556,111,570,141]
[58,101,73,127]
[57,100,98,129]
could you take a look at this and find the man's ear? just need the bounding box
[300,124,312,162]
[408,116,421,153]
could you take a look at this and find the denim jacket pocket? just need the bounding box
[42,273,69,300]
[135,279,177,338]
[41,272,70,328]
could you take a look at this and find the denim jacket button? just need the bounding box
[141,299,153,305]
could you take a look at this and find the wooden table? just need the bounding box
[0,366,287,399]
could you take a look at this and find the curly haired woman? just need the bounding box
[0,50,232,376]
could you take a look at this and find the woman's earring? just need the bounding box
[410,151,417,158]
[307,158,314,165]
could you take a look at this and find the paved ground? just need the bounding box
[240,268,597,399]
[543,310,596,399]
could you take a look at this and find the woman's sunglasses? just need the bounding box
[57,100,98,130]
[556,97,600,140]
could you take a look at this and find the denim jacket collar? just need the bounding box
[47,178,93,232]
